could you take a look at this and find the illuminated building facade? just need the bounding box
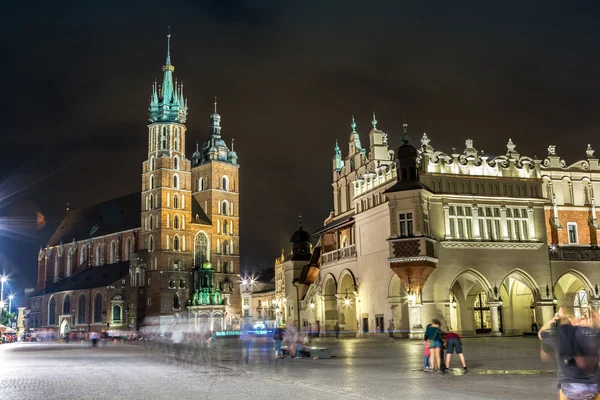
[27,34,241,334]
[298,115,600,338]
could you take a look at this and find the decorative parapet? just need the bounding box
[549,247,600,261]
[388,237,437,261]
[441,241,545,250]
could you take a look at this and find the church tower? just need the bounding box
[141,32,194,316]
[191,99,241,319]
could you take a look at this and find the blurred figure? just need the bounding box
[273,325,284,359]
[334,322,340,341]
[445,331,467,372]
[171,327,184,362]
[388,320,395,342]
[240,321,253,364]
[539,300,600,400]
[285,321,299,358]
[90,331,99,350]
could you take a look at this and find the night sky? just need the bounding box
[2,1,600,295]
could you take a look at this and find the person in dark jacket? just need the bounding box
[539,301,600,400]
[424,319,442,371]
[273,326,284,359]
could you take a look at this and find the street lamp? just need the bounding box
[8,294,14,315]
[0,275,7,303]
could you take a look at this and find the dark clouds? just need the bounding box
[2,1,600,291]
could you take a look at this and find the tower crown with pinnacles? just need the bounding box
[149,30,188,124]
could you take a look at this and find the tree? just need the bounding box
[1,310,15,326]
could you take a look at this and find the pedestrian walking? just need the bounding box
[334,322,341,341]
[284,321,299,358]
[239,321,253,364]
[539,300,600,400]
[444,331,467,372]
[387,320,395,341]
[90,331,99,350]
[273,325,284,359]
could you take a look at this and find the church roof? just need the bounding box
[33,261,130,296]
[48,193,141,246]
[191,195,212,225]
[384,180,431,194]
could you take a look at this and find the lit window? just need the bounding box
[568,223,578,244]
[448,205,472,240]
[398,213,413,238]
[478,207,502,241]
[506,208,529,241]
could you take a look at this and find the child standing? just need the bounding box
[423,323,432,371]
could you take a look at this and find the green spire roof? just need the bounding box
[402,117,409,145]
[148,29,188,124]
[372,111,377,129]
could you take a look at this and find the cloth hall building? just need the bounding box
[283,115,600,338]
[26,35,241,335]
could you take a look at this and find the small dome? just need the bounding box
[290,227,311,244]
[210,111,221,121]
[396,143,418,160]
[228,150,238,160]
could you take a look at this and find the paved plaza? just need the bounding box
[0,337,558,400]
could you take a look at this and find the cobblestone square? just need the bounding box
[0,337,558,400]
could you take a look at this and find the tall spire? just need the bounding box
[149,29,187,123]
[231,138,235,151]
[402,116,409,145]
[165,26,172,66]
[372,112,377,129]
[214,96,218,113]
[351,115,357,132]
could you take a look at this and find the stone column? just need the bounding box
[500,206,509,240]
[527,207,536,240]
[489,301,502,337]
[443,204,451,239]
[408,303,424,339]
[536,301,556,326]
[472,205,481,240]
[590,299,600,315]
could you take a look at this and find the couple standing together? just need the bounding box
[423,319,467,373]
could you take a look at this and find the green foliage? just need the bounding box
[1,310,15,326]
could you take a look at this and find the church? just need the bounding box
[268,115,600,339]
[25,34,241,335]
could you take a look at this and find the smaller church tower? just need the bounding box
[192,99,241,319]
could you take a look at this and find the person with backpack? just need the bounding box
[273,325,284,359]
[539,300,600,400]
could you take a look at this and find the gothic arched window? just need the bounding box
[150,157,155,170]
[149,215,153,231]
[222,241,229,255]
[174,130,179,151]
[63,294,71,315]
[93,293,103,323]
[173,215,180,230]
[222,176,229,191]
[223,220,228,234]
[174,156,179,170]
[96,246,102,266]
[48,296,56,325]
[110,241,116,264]
[125,238,132,260]
[173,194,179,209]
[173,175,179,189]
[222,201,228,216]
[77,294,86,324]
[173,235,180,251]
[79,246,86,266]
[194,232,209,267]
[199,177,205,191]
[162,127,167,149]
[173,295,180,310]
[148,235,154,252]
[150,175,155,190]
